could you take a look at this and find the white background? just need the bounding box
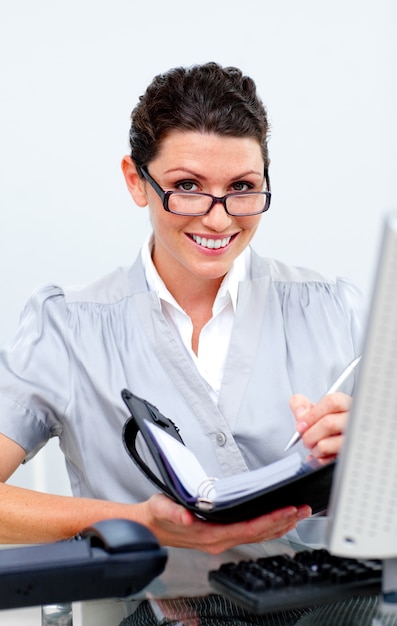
[1,0,396,494]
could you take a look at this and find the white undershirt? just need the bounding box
[141,234,251,401]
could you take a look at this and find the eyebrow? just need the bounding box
[163,167,263,180]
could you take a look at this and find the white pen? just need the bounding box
[283,355,362,452]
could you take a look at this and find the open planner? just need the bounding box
[121,389,335,523]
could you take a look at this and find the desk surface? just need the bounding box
[3,518,392,626]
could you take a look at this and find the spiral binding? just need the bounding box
[195,477,218,510]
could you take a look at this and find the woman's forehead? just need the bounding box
[151,130,264,172]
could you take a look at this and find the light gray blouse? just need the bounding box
[0,249,366,506]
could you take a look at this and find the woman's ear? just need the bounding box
[121,156,148,207]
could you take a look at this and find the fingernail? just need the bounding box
[295,406,308,419]
[296,420,308,434]
[298,507,312,520]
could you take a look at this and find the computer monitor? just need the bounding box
[326,212,397,614]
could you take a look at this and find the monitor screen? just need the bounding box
[326,213,397,560]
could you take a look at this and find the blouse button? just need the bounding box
[215,432,227,446]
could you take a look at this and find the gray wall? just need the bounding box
[1,0,396,494]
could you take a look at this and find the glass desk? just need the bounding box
[1,518,396,626]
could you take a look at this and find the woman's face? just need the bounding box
[137,131,265,292]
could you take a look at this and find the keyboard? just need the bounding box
[208,549,382,614]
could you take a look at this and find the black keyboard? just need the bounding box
[209,549,382,614]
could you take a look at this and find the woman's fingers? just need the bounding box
[289,392,351,460]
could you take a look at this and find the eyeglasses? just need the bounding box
[138,166,271,217]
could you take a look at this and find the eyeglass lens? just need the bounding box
[168,192,267,215]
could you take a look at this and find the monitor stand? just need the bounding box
[41,603,73,625]
[373,559,397,625]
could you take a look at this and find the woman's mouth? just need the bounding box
[190,234,234,249]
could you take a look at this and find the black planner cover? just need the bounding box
[121,389,335,524]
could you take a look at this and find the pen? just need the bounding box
[283,355,362,452]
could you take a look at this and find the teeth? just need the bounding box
[192,235,231,249]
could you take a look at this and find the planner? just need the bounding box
[144,420,305,505]
[121,389,335,523]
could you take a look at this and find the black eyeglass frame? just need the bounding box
[138,166,271,217]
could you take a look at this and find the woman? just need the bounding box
[0,63,364,624]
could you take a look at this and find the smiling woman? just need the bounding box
[122,131,266,322]
[0,62,366,625]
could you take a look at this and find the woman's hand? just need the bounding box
[289,392,352,464]
[138,493,311,554]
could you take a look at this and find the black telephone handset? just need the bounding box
[0,518,167,610]
[79,518,160,553]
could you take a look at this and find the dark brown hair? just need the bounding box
[129,62,270,171]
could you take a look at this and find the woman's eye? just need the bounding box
[231,181,253,192]
[177,180,198,192]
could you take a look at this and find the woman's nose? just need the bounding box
[200,201,233,231]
